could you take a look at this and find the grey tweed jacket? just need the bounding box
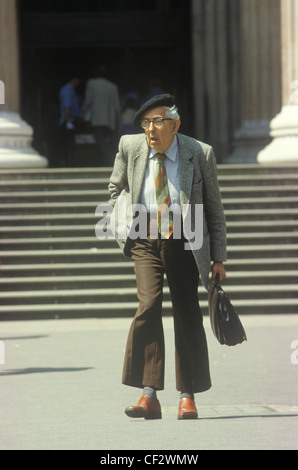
[108,133,227,290]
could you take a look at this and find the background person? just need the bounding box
[82,65,120,166]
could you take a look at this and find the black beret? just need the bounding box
[134,93,176,125]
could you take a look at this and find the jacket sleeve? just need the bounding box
[108,136,128,206]
[202,146,227,262]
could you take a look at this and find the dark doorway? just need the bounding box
[19,0,192,167]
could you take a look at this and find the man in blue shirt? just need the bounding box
[59,76,81,129]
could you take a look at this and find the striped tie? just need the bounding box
[154,153,173,238]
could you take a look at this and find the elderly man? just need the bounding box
[108,94,226,420]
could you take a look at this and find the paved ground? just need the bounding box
[0,314,298,451]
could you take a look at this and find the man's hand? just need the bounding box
[212,262,226,283]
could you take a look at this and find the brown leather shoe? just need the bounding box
[177,397,198,420]
[125,395,162,420]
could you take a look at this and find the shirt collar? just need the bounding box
[149,135,178,162]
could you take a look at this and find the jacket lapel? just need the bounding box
[131,137,149,205]
[130,133,194,206]
[178,134,194,205]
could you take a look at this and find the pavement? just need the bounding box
[0,313,298,451]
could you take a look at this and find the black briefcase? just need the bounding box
[208,274,247,346]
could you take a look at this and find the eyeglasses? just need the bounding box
[140,118,172,129]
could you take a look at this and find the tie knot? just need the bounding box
[156,153,166,162]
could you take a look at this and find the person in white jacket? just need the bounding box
[83,66,120,165]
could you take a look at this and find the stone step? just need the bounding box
[223,197,298,208]
[0,163,297,182]
[0,284,297,305]
[0,274,137,290]
[217,163,298,175]
[1,244,298,264]
[1,220,298,238]
[1,208,297,225]
[1,271,297,291]
[0,298,297,320]
[0,191,294,208]
[1,258,298,277]
[0,261,135,276]
[224,208,298,220]
[0,298,297,318]
[218,173,298,186]
[0,224,98,237]
[0,196,297,214]
[0,237,115,249]
[0,177,111,191]
[226,220,298,233]
[0,184,297,203]
[0,213,98,225]
[220,185,298,197]
[0,189,109,202]
[0,167,112,179]
[227,244,298,258]
[0,172,298,192]
[227,232,298,245]
[0,163,297,319]
[0,231,298,250]
[0,201,103,214]
[226,257,298,271]
[0,248,123,264]
[0,286,167,305]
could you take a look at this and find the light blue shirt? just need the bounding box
[141,136,180,211]
[59,83,81,124]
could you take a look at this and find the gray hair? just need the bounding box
[164,105,180,120]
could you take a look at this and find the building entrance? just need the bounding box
[19,0,192,167]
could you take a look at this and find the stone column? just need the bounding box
[191,0,231,162]
[0,0,47,168]
[191,0,205,143]
[258,0,298,162]
[227,0,281,163]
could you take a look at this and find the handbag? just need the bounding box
[208,273,247,346]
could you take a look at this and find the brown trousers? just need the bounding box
[122,234,211,394]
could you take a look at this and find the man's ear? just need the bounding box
[173,119,181,134]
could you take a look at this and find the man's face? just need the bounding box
[143,106,181,154]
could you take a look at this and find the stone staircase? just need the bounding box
[0,164,298,319]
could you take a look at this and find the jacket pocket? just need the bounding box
[190,179,203,203]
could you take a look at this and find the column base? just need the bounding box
[0,112,48,168]
[257,105,298,162]
[226,120,271,163]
